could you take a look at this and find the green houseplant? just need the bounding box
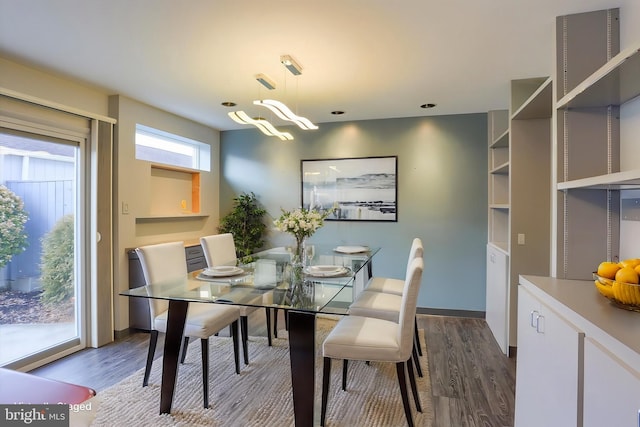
[218,192,267,261]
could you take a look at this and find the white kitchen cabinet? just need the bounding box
[518,275,640,427]
[583,338,640,427]
[514,285,584,427]
[485,243,509,354]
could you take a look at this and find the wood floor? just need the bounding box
[30,314,516,426]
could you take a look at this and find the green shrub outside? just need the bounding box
[0,184,28,270]
[40,214,74,304]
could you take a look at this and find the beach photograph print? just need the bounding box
[301,156,397,222]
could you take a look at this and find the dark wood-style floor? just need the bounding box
[31,314,516,426]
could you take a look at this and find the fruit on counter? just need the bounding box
[594,280,615,299]
[615,267,640,284]
[597,261,621,279]
[619,258,640,269]
[595,259,640,306]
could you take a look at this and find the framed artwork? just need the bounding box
[301,156,397,222]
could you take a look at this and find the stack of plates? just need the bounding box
[333,245,369,254]
[201,266,244,277]
[304,265,350,277]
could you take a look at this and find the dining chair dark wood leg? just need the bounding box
[395,361,414,427]
[412,344,423,377]
[414,317,423,357]
[274,308,291,338]
[342,359,348,391]
[273,308,279,338]
[265,308,273,346]
[230,320,240,374]
[200,338,209,408]
[241,315,249,365]
[406,357,422,412]
[143,330,159,387]
[180,336,190,364]
[321,357,331,426]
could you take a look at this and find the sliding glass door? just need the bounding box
[0,130,86,368]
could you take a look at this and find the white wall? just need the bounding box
[0,58,222,333]
[109,96,220,331]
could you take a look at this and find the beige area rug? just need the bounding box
[84,319,432,427]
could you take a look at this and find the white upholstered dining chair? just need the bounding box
[200,233,273,364]
[365,238,423,295]
[321,257,424,427]
[353,237,426,365]
[136,241,241,409]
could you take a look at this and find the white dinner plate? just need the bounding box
[304,265,350,277]
[201,266,244,277]
[333,245,369,254]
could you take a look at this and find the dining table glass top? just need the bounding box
[121,244,379,314]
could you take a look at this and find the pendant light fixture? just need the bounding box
[253,99,318,130]
[228,111,293,141]
[227,54,315,139]
[253,54,317,131]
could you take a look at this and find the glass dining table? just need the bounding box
[120,244,379,426]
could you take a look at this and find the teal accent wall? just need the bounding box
[220,113,487,311]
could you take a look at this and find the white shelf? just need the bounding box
[557,169,640,190]
[557,42,640,109]
[490,162,509,175]
[512,77,553,120]
[490,129,509,148]
[489,204,510,210]
[136,214,209,223]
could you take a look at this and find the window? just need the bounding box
[135,124,211,171]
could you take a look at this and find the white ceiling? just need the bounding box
[0,0,630,131]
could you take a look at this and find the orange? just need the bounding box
[619,258,640,269]
[615,267,640,284]
[597,261,621,280]
[635,264,640,277]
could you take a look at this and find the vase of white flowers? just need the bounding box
[273,207,332,261]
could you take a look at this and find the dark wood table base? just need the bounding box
[158,301,318,426]
[288,311,316,426]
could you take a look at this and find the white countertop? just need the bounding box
[519,275,640,365]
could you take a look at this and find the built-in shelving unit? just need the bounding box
[486,76,552,355]
[488,110,510,253]
[554,8,640,279]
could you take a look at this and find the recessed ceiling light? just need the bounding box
[221,101,237,107]
[331,111,345,115]
[420,103,436,109]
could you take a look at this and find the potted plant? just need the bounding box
[218,192,267,262]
